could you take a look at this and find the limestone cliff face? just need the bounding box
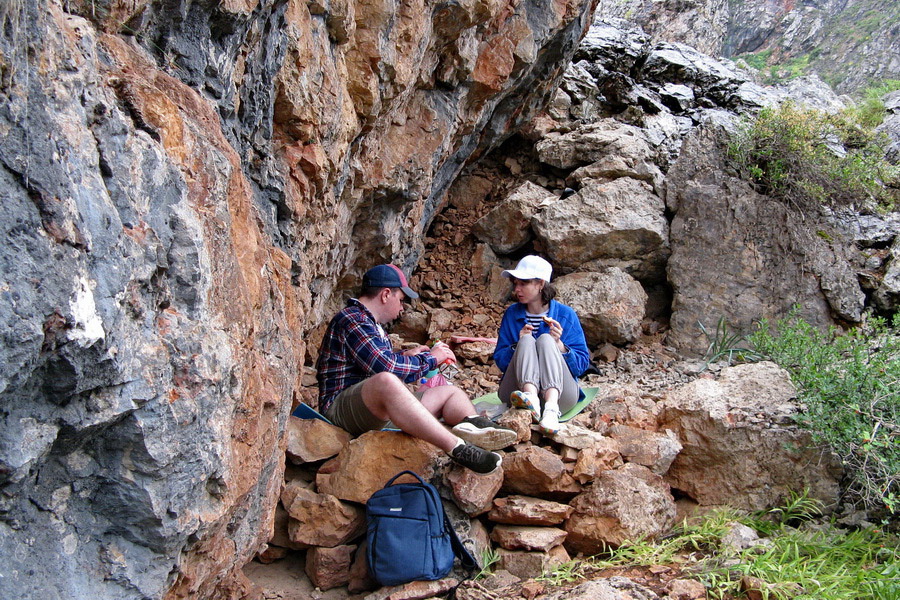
[0,1,597,598]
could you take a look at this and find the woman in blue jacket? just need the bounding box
[493,255,590,433]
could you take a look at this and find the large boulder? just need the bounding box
[316,431,442,504]
[665,127,865,356]
[554,269,647,345]
[473,181,555,254]
[281,483,366,548]
[535,119,658,172]
[0,0,600,596]
[564,463,677,553]
[657,362,843,511]
[533,177,669,282]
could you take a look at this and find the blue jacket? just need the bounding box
[493,299,591,381]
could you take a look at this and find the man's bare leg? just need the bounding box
[420,385,475,425]
[361,372,460,452]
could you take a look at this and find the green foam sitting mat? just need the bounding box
[472,387,598,422]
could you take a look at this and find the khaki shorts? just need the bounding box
[324,378,425,436]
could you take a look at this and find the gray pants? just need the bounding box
[498,333,579,413]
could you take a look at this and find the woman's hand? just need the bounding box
[519,323,534,339]
[544,317,566,352]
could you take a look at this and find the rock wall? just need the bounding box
[0,1,598,598]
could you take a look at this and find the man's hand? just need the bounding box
[429,341,456,364]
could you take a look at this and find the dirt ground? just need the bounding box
[244,554,365,600]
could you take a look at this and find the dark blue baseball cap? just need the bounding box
[362,264,419,299]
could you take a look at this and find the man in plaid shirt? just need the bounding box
[316,264,515,474]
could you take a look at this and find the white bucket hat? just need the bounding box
[501,255,552,282]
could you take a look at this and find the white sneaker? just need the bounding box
[510,390,540,422]
[539,408,561,435]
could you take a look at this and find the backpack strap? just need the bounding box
[444,512,477,571]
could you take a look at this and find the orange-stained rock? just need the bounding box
[501,446,565,496]
[305,545,356,591]
[316,431,442,504]
[255,545,288,564]
[270,503,303,550]
[659,362,842,511]
[572,441,624,484]
[446,462,504,516]
[286,416,353,464]
[490,525,567,552]
[366,577,460,600]
[667,577,708,600]
[488,495,573,526]
[1,1,599,598]
[607,424,681,475]
[496,545,570,579]
[496,409,535,444]
[560,446,580,462]
[565,463,677,554]
[543,423,610,450]
[281,483,365,548]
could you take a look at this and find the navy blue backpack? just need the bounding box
[365,470,476,586]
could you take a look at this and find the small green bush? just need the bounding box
[728,103,898,211]
[846,80,900,128]
[749,311,900,517]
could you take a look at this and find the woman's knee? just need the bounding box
[536,333,558,350]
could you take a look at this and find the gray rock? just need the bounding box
[873,236,900,312]
[533,176,669,283]
[554,269,647,345]
[665,127,865,356]
[565,463,677,553]
[545,577,660,600]
[659,362,843,511]
[473,181,555,254]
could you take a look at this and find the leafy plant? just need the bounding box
[536,559,586,585]
[846,80,900,128]
[475,546,500,579]
[719,522,900,600]
[766,490,825,527]
[727,103,899,212]
[698,317,764,369]
[578,502,899,600]
[749,310,900,516]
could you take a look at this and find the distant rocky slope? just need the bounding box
[594,0,900,93]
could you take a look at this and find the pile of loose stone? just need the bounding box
[265,389,687,594]
[262,356,844,600]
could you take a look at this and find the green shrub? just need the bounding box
[846,80,900,129]
[728,103,899,211]
[736,49,774,72]
[749,311,900,517]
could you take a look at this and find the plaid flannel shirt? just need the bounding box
[316,299,437,414]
